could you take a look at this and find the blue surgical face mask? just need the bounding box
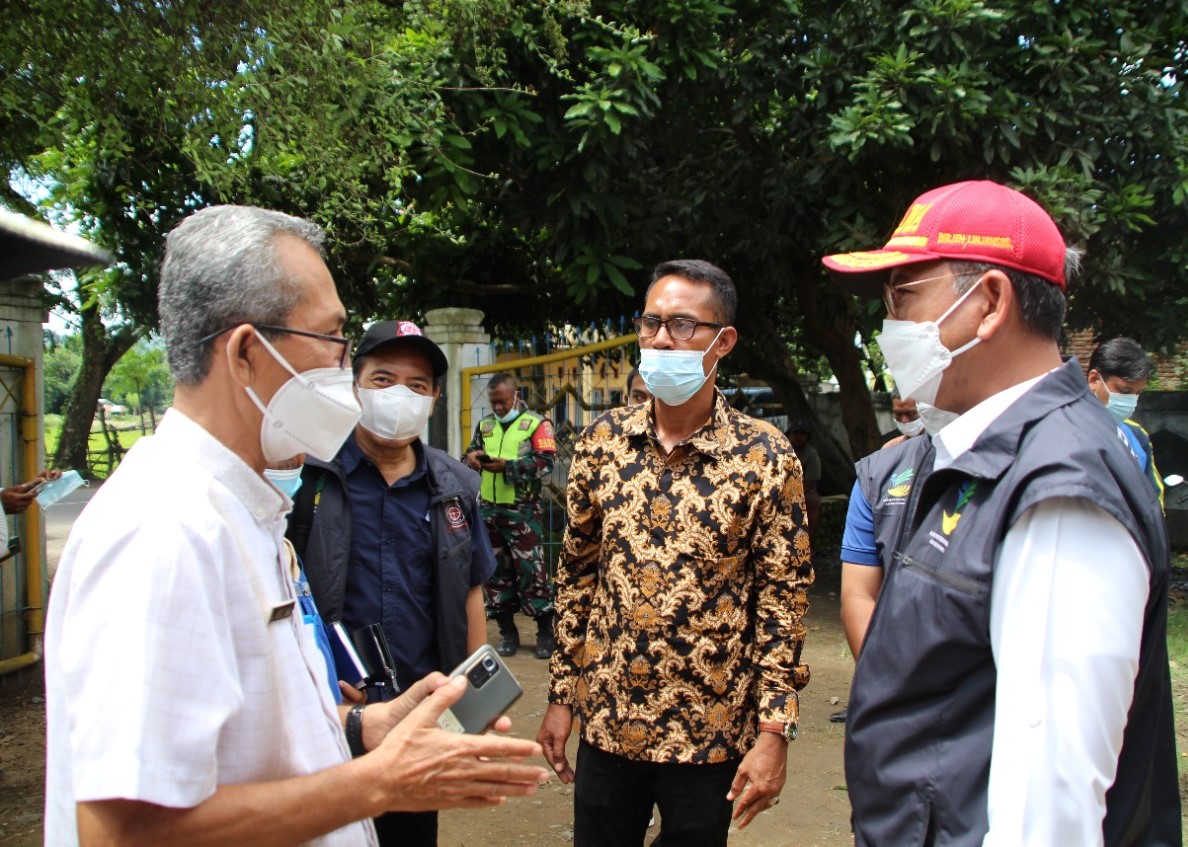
[1104,388,1139,424]
[638,328,724,407]
[264,466,304,500]
[496,402,520,425]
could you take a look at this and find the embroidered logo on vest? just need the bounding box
[886,468,915,498]
[930,480,978,552]
[445,498,468,533]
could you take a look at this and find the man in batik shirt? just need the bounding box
[537,259,812,847]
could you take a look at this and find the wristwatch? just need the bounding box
[758,720,798,741]
[346,705,367,757]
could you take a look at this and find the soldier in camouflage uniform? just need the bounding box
[464,372,558,659]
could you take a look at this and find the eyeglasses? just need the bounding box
[632,315,724,341]
[882,274,955,318]
[200,323,353,369]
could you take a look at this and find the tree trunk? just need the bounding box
[733,305,858,497]
[794,275,883,462]
[53,298,140,476]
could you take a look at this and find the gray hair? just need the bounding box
[159,205,326,384]
[950,246,1081,342]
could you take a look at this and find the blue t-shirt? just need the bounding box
[841,479,880,566]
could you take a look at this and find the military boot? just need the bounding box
[534,612,556,660]
[495,612,520,657]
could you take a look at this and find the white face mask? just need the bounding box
[358,383,435,441]
[638,328,724,407]
[895,417,925,438]
[916,402,959,436]
[876,279,983,407]
[244,331,361,463]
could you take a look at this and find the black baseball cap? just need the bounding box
[353,320,448,378]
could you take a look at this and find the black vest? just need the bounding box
[286,443,482,675]
[846,360,1179,846]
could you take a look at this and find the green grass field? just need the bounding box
[43,413,152,479]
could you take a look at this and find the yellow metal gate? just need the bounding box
[460,334,638,571]
[0,353,46,672]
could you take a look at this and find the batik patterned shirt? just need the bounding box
[550,391,812,764]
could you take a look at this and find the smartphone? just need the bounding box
[437,644,523,734]
[476,453,492,463]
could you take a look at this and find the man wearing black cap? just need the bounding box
[823,180,1178,845]
[288,320,497,847]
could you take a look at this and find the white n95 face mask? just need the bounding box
[875,280,982,407]
[638,328,724,407]
[245,331,361,463]
[358,384,435,441]
[916,402,959,436]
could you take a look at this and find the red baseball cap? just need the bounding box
[353,320,448,378]
[822,180,1068,299]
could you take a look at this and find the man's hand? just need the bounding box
[479,457,507,473]
[727,731,788,829]
[463,450,484,471]
[362,673,481,750]
[363,676,549,813]
[339,681,367,705]
[536,703,575,784]
[1,470,60,514]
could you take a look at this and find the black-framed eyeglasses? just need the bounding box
[200,323,353,369]
[632,315,724,341]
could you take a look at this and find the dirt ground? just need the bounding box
[0,560,856,847]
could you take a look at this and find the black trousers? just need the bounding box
[574,740,739,847]
[373,810,437,847]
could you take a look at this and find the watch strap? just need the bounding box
[758,720,797,741]
[346,705,367,757]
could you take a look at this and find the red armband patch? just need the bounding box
[532,420,556,452]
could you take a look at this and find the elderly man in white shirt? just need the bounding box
[44,205,548,847]
[822,180,1178,847]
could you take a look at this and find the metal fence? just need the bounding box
[461,334,638,571]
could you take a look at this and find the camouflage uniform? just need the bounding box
[467,412,556,619]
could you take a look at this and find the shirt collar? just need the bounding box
[160,408,287,523]
[625,390,735,459]
[340,429,427,484]
[932,370,1052,471]
[340,429,366,475]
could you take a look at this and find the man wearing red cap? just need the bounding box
[823,180,1178,845]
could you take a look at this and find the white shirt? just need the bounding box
[45,410,376,847]
[931,376,1147,847]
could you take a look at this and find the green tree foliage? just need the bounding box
[386,0,1188,474]
[5,1,1187,487]
[42,331,81,416]
[105,338,172,422]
